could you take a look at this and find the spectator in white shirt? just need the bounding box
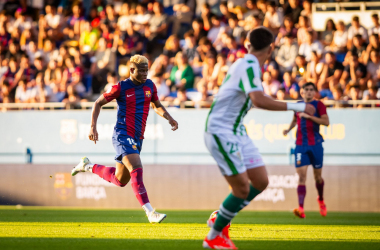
[299,31,323,62]
[44,5,62,29]
[15,78,32,103]
[263,1,283,35]
[347,16,368,49]
[207,14,226,44]
[276,33,298,72]
[328,21,348,53]
[133,3,151,34]
[369,13,380,36]
[30,73,56,103]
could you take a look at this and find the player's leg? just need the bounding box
[203,133,246,249]
[237,137,268,212]
[122,154,166,223]
[311,144,327,216]
[294,145,310,218]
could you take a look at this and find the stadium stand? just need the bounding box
[0,0,379,110]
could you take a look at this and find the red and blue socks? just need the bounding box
[297,185,306,208]
[130,168,154,215]
[92,164,126,187]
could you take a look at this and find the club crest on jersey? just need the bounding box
[145,90,151,98]
[132,145,138,150]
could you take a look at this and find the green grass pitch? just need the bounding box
[0,206,379,250]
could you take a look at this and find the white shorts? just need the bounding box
[204,132,264,176]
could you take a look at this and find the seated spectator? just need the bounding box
[151,76,169,101]
[1,79,12,103]
[198,52,217,93]
[183,31,201,68]
[276,33,298,72]
[69,71,86,97]
[340,53,369,90]
[207,14,226,44]
[133,3,151,35]
[44,60,62,86]
[172,88,193,108]
[226,34,247,63]
[284,0,302,25]
[318,52,344,91]
[191,18,208,44]
[201,3,212,32]
[264,58,280,83]
[242,14,261,32]
[282,71,300,100]
[117,3,133,33]
[103,4,118,32]
[2,57,18,88]
[369,13,380,36]
[15,78,32,103]
[363,79,380,101]
[44,5,62,30]
[363,34,380,65]
[62,85,85,105]
[197,37,217,65]
[167,52,195,91]
[300,0,312,22]
[25,41,42,63]
[262,71,280,98]
[350,34,367,63]
[103,72,118,93]
[276,87,286,100]
[228,16,244,43]
[32,57,46,77]
[347,16,368,50]
[321,19,336,47]
[62,56,81,88]
[297,16,315,45]
[276,15,298,46]
[146,2,168,53]
[263,1,283,35]
[348,84,362,108]
[212,53,229,88]
[30,73,55,103]
[90,37,116,94]
[79,21,100,54]
[367,50,380,83]
[305,51,323,85]
[148,53,171,79]
[172,0,195,38]
[117,21,144,58]
[332,84,345,101]
[299,31,323,62]
[0,58,9,79]
[163,35,181,63]
[328,20,348,53]
[20,28,34,51]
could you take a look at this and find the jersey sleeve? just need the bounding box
[317,101,327,116]
[240,65,264,95]
[151,82,159,102]
[103,82,121,102]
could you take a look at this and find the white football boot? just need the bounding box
[71,157,92,176]
[147,210,167,224]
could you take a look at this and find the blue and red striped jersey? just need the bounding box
[295,100,327,146]
[103,78,158,139]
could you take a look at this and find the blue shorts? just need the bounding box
[112,134,143,164]
[294,143,324,169]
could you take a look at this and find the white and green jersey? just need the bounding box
[205,54,263,136]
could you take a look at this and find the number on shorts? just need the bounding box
[127,138,136,145]
[227,142,239,154]
[296,153,302,162]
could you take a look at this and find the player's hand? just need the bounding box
[88,126,99,144]
[298,112,311,119]
[283,129,290,136]
[304,104,315,115]
[169,118,178,131]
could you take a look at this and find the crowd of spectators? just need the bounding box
[0,0,379,108]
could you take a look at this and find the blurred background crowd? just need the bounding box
[0,0,379,108]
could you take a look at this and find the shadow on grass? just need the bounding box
[0,208,380,226]
[0,237,379,250]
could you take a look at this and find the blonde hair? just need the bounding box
[130,55,149,64]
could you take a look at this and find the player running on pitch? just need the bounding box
[203,27,316,249]
[71,55,178,224]
[283,82,329,219]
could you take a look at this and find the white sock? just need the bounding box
[207,228,221,240]
[142,203,154,215]
[85,163,94,172]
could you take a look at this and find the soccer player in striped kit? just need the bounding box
[71,55,178,223]
[283,82,330,219]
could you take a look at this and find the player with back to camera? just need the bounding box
[71,55,178,223]
[203,27,316,249]
[283,82,329,219]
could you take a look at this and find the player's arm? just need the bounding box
[151,100,178,131]
[249,91,316,114]
[89,95,109,144]
[283,115,297,136]
[299,113,329,126]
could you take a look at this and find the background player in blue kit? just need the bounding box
[283,82,330,219]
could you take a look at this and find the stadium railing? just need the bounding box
[312,1,380,31]
[0,100,379,110]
